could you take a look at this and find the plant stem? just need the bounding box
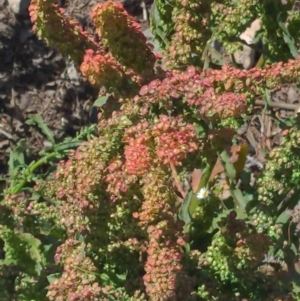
[10,152,58,195]
[255,100,300,111]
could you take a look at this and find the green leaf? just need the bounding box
[0,257,17,266]
[53,140,83,152]
[100,273,111,283]
[292,281,300,295]
[43,244,53,253]
[34,261,43,275]
[8,139,26,176]
[231,188,247,210]
[220,150,236,181]
[179,190,193,226]
[93,94,110,108]
[264,88,272,108]
[75,233,85,243]
[276,211,291,224]
[235,207,248,220]
[184,243,190,255]
[210,209,230,233]
[116,272,127,281]
[30,245,42,263]
[19,233,41,248]
[194,122,207,139]
[150,0,173,49]
[277,14,299,59]
[120,115,133,126]
[8,139,27,190]
[40,220,53,235]
[47,273,61,284]
[26,115,55,144]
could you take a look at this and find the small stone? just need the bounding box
[233,18,262,70]
[7,0,31,16]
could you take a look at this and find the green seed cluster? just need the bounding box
[257,127,300,207]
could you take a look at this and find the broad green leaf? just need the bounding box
[120,115,133,126]
[75,233,85,243]
[40,221,53,236]
[264,89,272,108]
[34,261,43,275]
[150,2,166,43]
[206,47,230,66]
[8,139,27,190]
[184,243,191,255]
[194,122,207,139]
[210,209,230,233]
[116,272,127,281]
[179,190,193,229]
[220,150,236,181]
[235,207,248,220]
[47,273,61,284]
[276,211,291,224]
[277,14,299,59]
[290,243,298,256]
[18,232,43,271]
[100,273,111,283]
[231,188,247,210]
[93,94,110,107]
[26,116,55,144]
[150,0,173,48]
[19,233,41,248]
[292,281,300,295]
[53,140,83,152]
[43,243,53,253]
[0,257,17,266]
[30,245,42,263]
[8,139,26,176]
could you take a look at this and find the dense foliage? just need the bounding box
[2,0,300,300]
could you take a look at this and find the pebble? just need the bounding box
[7,0,31,16]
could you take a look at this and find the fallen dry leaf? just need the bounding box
[191,169,202,193]
[209,157,224,182]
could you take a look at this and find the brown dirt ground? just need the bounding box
[0,0,152,186]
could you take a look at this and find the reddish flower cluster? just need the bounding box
[136,66,248,119]
[29,0,97,65]
[51,137,112,234]
[203,59,300,91]
[123,116,198,172]
[91,1,156,81]
[48,239,102,301]
[152,115,198,166]
[123,121,153,176]
[135,59,300,120]
[143,223,188,300]
[55,139,106,210]
[80,49,126,88]
[25,1,300,300]
[105,157,137,198]
[133,170,192,299]
[124,141,152,176]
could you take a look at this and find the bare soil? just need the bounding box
[0,0,151,184]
